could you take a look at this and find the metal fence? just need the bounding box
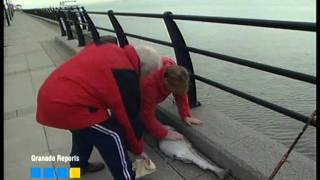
[23,7,316,127]
[3,1,15,26]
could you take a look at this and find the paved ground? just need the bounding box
[4,13,223,180]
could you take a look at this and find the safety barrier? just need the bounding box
[23,7,316,127]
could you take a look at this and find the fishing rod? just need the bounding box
[268,110,316,180]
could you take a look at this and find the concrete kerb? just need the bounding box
[55,36,83,54]
[155,105,260,180]
[26,14,90,47]
[156,100,315,180]
[27,14,59,26]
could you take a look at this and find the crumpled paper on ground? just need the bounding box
[132,159,156,178]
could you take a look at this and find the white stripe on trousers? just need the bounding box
[91,124,131,180]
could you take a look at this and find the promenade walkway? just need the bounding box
[4,13,223,180]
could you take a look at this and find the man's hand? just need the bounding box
[139,152,152,166]
[140,151,150,160]
[165,130,184,140]
[184,117,203,126]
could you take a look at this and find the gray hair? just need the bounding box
[135,45,161,76]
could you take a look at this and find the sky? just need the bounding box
[7,0,116,9]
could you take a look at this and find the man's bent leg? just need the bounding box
[88,122,135,180]
[69,130,93,168]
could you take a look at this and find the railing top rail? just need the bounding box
[86,11,108,15]
[59,9,78,12]
[88,10,315,32]
[113,12,164,18]
[95,25,116,33]
[124,32,173,47]
[187,46,316,84]
[193,74,316,127]
[86,11,164,18]
[171,14,316,32]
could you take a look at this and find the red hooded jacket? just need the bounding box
[36,43,144,155]
[140,57,192,139]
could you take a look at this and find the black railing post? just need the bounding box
[45,9,48,18]
[81,7,100,44]
[48,8,53,20]
[69,10,85,47]
[51,8,56,20]
[108,10,128,47]
[5,7,10,26]
[8,6,12,20]
[9,5,14,18]
[77,7,87,30]
[163,11,200,108]
[46,8,49,19]
[56,9,66,36]
[61,10,74,40]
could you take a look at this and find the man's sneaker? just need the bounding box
[81,162,105,176]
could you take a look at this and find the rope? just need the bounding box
[42,126,59,180]
[267,110,316,180]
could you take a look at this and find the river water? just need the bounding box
[83,0,316,160]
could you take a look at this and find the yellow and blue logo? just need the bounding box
[30,167,81,179]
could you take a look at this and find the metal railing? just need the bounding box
[3,1,15,26]
[23,7,316,127]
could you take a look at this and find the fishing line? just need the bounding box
[42,126,59,180]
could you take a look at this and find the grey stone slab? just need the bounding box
[43,127,72,151]
[55,36,83,54]
[4,110,17,120]
[5,33,34,41]
[5,153,53,180]
[17,105,36,118]
[26,51,54,70]
[4,106,36,120]
[4,72,36,113]
[40,39,69,67]
[139,164,184,180]
[30,67,55,95]
[4,55,29,74]
[5,36,39,47]
[4,113,48,164]
[227,134,316,180]
[167,159,206,180]
[193,171,234,180]
[4,53,25,62]
[4,43,43,56]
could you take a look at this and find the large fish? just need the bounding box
[158,125,231,179]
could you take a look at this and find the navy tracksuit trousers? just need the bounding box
[69,117,135,180]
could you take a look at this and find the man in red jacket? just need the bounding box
[140,57,202,140]
[36,43,159,179]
